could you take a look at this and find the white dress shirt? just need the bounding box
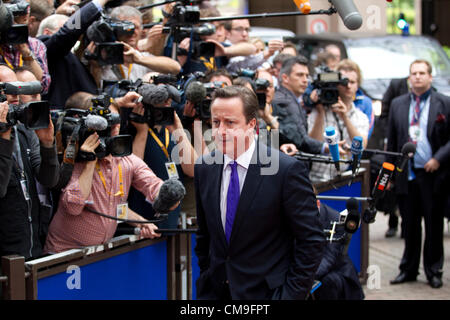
[220,139,256,231]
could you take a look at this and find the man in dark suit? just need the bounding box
[388,59,450,289]
[194,85,325,300]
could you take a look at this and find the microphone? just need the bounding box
[84,114,108,131]
[115,226,141,236]
[185,81,206,107]
[344,197,360,233]
[363,162,395,223]
[396,142,416,174]
[329,0,363,30]
[350,136,363,176]
[324,126,340,174]
[137,83,168,107]
[293,0,311,14]
[153,178,186,214]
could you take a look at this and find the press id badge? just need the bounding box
[116,202,128,223]
[165,161,179,179]
[20,179,31,201]
[409,125,421,143]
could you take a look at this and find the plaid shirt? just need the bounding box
[44,154,164,253]
[307,103,369,182]
[0,37,51,94]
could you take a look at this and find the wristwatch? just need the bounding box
[22,51,36,62]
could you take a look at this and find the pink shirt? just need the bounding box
[44,154,163,253]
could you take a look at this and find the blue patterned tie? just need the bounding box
[225,161,240,243]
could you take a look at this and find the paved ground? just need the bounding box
[362,212,450,300]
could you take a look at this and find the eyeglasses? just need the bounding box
[231,27,251,33]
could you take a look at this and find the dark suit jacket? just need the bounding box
[194,142,325,300]
[387,90,450,194]
[39,2,100,108]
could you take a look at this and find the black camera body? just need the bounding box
[0,81,50,132]
[312,69,349,106]
[61,95,132,160]
[194,81,226,120]
[0,23,28,45]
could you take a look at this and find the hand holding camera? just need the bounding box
[34,114,55,148]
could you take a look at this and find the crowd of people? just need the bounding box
[0,0,448,299]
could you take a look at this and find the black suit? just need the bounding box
[194,142,325,300]
[387,90,450,280]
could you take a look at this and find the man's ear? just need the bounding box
[281,73,288,86]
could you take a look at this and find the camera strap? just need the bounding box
[148,127,170,160]
[95,161,124,197]
[0,47,23,70]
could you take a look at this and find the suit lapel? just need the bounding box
[427,92,438,140]
[228,142,267,246]
[400,95,411,143]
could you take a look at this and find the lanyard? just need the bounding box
[0,47,23,69]
[118,63,133,79]
[148,127,170,160]
[95,162,124,197]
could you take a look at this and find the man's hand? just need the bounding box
[0,101,11,140]
[139,223,161,239]
[146,24,164,41]
[183,100,196,118]
[80,132,100,154]
[35,115,54,148]
[265,39,284,59]
[55,0,80,16]
[167,112,183,133]
[280,143,298,156]
[130,104,148,133]
[115,92,143,108]
[203,39,226,57]
[424,158,440,172]
[122,42,140,64]
[323,140,348,156]
[331,98,348,120]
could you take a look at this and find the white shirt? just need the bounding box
[101,51,154,82]
[220,139,256,231]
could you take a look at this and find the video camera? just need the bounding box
[0,0,29,45]
[254,78,270,110]
[0,81,50,132]
[61,94,132,160]
[310,66,349,106]
[85,15,135,65]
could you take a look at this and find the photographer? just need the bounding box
[37,0,111,109]
[255,69,278,130]
[126,83,198,228]
[99,5,181,83]
[0,64,59,259]
[0,0,50,94]
[307,59,369,182]
[44,89,182,254]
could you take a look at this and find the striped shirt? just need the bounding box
[0,37,51,94]
[44,154,163,253]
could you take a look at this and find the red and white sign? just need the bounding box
[310,18,328,34]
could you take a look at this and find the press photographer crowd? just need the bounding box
[0,0,449,300]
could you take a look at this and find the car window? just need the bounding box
[345,36,450,79]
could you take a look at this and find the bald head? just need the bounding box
[0,66,19,105]
[16,69,41,103]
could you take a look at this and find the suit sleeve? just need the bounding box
[280,159,325,300]
[43,2,101,58]
[433,96,450,165]
[386,99,398,162]
[0,137,14,198]
[193,163,210,273]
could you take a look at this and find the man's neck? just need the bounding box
[412,86,431,97]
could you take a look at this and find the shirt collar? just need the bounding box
[223,138,256,171]
[411,88,432,102]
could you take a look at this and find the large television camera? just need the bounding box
[184,79,226,120]
[61,94,132,160]
[85,15,135,65]
[310,66,349,106]
[0,0,29,45]
[0,81,50,132]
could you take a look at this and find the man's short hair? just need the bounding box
[211,85,258,124]
[336,59,362,87]
[37,14,68,36]
[30,0,54,21]
[273,53,294,67]
[279,55,309,77]
[204,68,232,83]
[65,92,94,110]
[410,59,432,75]
[110,5,143,22]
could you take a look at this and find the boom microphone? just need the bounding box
[396,142,416,173]
[85,114,108,131]
[138,83,168,106]
[325,126,340,174]
[344,197,360,233]
[185,81,206,106]
[329,0,363,30]
[350,136,363,176]
[2,81,42,95]
[294,0,311,14]
[153,178,186,214]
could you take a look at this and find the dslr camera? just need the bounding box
[85,15,135,65]
[0,81,50,132]
[310,66,349,106]
[61,94,132,160]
